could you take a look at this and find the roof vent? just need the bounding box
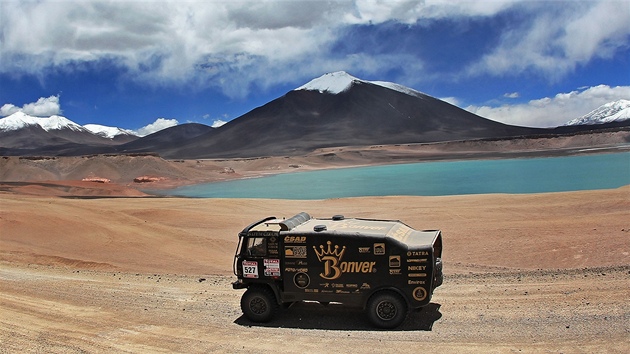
[332,215,345,221]
[314,225,327,232]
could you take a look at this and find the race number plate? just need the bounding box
[242,261,258,278]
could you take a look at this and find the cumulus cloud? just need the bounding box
[504,92,519,99]
[134,118,178,137]
[0,95,62,117]
[0,104,20,116]
[466,1,630,80]
[466,85,630,128]
[1,1,628,98]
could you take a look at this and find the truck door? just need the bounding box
[239,235,281,280]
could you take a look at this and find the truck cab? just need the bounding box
[233,212,443,328]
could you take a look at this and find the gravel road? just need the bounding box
[2,263,628,353]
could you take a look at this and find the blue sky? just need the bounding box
[1,0,629,135]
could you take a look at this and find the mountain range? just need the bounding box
[564,99,630,126]
[1,72,628,158]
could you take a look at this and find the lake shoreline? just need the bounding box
[1,130,629,198]
[149,149,630,199]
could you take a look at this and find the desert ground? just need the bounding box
[1,133,629,353]
[1,186,629,353]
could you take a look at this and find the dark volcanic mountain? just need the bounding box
[3,72,628,159]
[117,123,215,155]
[167,72,543,158]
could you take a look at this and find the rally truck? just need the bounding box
[232,212,443,328]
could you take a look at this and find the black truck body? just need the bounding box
[233,212,443,328]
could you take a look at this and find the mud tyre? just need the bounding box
[241,286,278,323]
[366,291,407,329]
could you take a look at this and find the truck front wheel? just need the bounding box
[366,291,407,329]
[241,286,278,323]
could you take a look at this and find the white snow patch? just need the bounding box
[295,71,428,98]
[295,71,359,94]
[564,99,630,125]
[0,111,85,132]
[370,81,427,99]
[0,112,139,138]
[0,111,39,131]
[84,124,136,138]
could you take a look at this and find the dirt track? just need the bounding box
[1,187,629,352]
[1,264,628,353]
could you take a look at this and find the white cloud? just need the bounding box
[1,1,628,99]
[346,0,514,24]
[134,118,179,137]
[0,104,20,116]
[0,95,61,117]
[439,97,461,106]
[211,119,227,128]
[467,1,630,80]
[0,1,342,98]
[465,85,630,128]
[504,92,519,99]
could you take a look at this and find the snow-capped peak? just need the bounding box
[0,111,84,132]
[84,124,136,139]
[295,71,360,94]
[564,99,630,126]
[0,111,38,131]
[0,111,137,138]
[40,115,85,131]
[295,71,428,98]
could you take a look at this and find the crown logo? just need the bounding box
[314,241,346,261]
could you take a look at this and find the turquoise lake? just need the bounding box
[153,152,630,199]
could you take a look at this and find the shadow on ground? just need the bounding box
[234,302,442,331]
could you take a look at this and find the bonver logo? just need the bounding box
[314,241,376,280]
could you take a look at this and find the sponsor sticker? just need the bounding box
[264,259,281,277]
[374,243,385,255]
[389,255,401,268]
[294,272,310,288]
[412,287,428,301]
[285,245,307,258]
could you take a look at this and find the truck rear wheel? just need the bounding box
[241,286,278,323]
[366,291,407,329]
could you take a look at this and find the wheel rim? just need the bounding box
[250,297,267,315]
[375,300,397,321]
